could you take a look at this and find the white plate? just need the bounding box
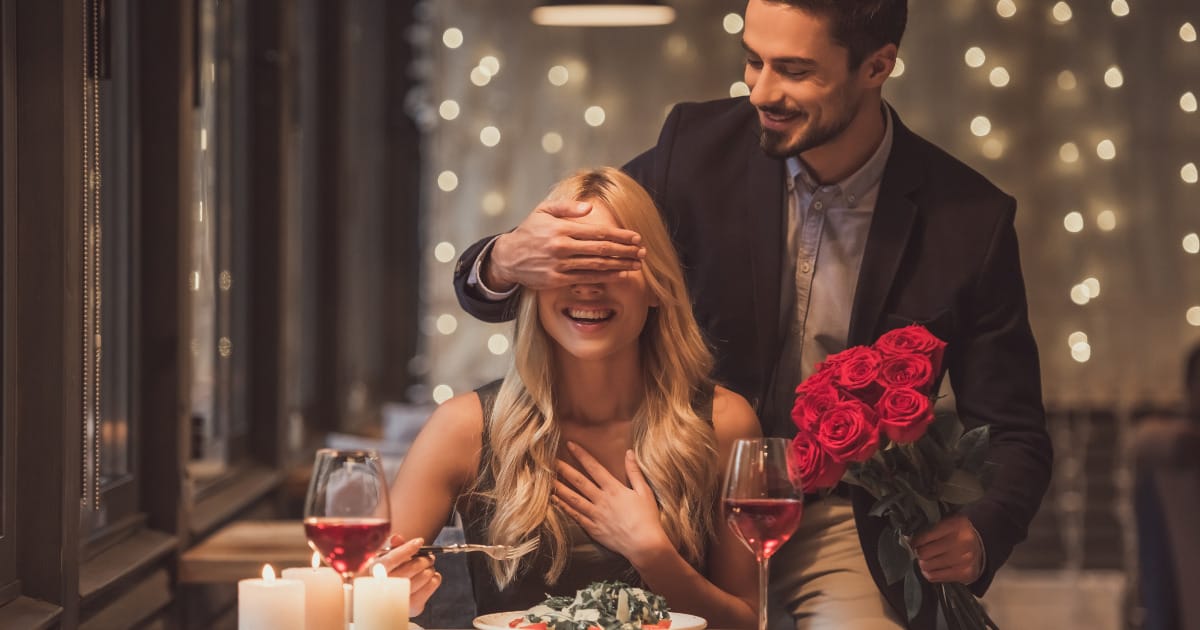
[473,611,706,630]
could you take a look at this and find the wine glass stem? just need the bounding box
[343,579,354,630]
[758,557,770,630]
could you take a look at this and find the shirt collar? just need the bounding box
[786,102,894,209]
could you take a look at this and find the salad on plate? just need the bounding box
[508,581,673,630]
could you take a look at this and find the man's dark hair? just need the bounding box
[772,0,908,69]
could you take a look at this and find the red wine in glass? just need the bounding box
[303,448,392,589]
[725,498,803,560]
[722,438,803,630]
[304,516,391,576]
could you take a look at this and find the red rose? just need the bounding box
[816,400,880,463]
[875,387,934,443]
[788,431,846,491]
[877,353,934,391]
[791,383,841,434]
[874,325,947,376]
[832,347,884,404]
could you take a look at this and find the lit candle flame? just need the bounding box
[262,564,276,582]
[311,552,321,570]
[372,562,388,579]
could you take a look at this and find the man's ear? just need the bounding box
[862,44,898,86]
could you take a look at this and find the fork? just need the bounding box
[417,538,539,561]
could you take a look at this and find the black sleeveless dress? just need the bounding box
[459,380,715,615]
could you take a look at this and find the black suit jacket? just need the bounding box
[453,97,1053,628]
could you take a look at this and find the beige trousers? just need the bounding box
[767,497,906,630]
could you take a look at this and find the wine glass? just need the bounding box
[303,449,392,585]
[722,438,804,630]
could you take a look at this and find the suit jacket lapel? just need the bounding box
[745,134,786,397]
[847,112,925,347]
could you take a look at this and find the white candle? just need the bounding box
[282,553,345,630]
[239,564,306,630]
[353,563,409,630]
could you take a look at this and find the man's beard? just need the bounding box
[757,88,861,159]
[759,109,855,159]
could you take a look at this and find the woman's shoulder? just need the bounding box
[710,385,762,447]
[420,391,485,444]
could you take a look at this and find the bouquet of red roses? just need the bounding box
[787,325,999,630]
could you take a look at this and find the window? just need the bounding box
[186,0,251,492]
[83,0,139,538]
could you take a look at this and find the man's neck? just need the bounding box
[799,96,887,185]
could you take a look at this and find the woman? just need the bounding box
[380,168,759,628]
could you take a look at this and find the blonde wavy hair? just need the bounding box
[477,167,718,588]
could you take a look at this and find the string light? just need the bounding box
[542,132,564,154]
[439,99,460,120]
[436,314,458,335]
[443,28,464,49]
[432,385,454,404]
[488,334,510,355]
[584,106,606,127]
[1104,66,1124,88]
[970,116,992,137]
[548,65,569,86]
[1188,307,1200,327]
[964,47,986,68]
[1182,22,1197,43]
[479,56,501,77]
[989,67,1010,87]
[1059,142,1080,163]
[1097,210,1117,231]
[996,0,1017,18]
[664,35,690,60]
[434,242,456,263]
[1063,211,1084,233]
[1182,162,1198,184]
[1110,0,1129,17]
[1057,70,1077,90]
[1096,139,1116,160]
[1051,2,1072,23]
[1182,233,1199,254]
[723,13,744,34]
[1083,277,1101,298]
[1068,331,1088,348]
[729,81,750,98]
[891,58,906,78]
[981,138,1005,160]
[1070,284,1091,305]
[479,126,501,147]
[481,192,505,216]
[1071,341,1092,362]
[470,67,491,87]
[1181,92,1198,113]
[437,170,459,192]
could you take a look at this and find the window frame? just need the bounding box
[0,0,17,604]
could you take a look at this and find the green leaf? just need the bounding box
[930,412,963,449]
[916,435,956,481]
[956,425,990,473]
[869,493,905,518]
[904,568,924,621]
[936,599,950,630]
[877,528,911,586]
[913,493,943,526]
[939,469,985,505]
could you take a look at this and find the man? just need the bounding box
[452,1,1053,628]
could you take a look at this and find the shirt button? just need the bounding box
[801,262,812,274]
[813,201,824,210]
